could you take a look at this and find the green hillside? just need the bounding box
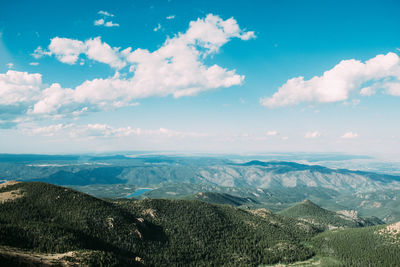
[0,181,317,266]
[184,191,259,206]
[310,223,400,266]
[0,181,158,266]
[278,200,383,230]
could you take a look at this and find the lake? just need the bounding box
[125,188,152,198]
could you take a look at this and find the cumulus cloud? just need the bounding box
[261,52,400,108]
[0,70,43,127]
[35,37,125,68]
[28,14,253,115]
[341,131,358,139]
[305,131,321,139]
[0,14,252,126]
[0,70,42,106]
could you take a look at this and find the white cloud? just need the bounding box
[6,62,14,69]
[98,10,114,17]
[341,131,358,139]
[31,46,51,59]
[261,52,400,108]
[0,14,252,123]
[0,70,43,126]
[23,123,208,139]
[28,123,67,136]
[153,23,162,32]
[29,14,252,115]
[95,11,119,27]
[104,21,119,27]
[266,130,278,136]
[36,37,125,68]
[29,62,39,66]
[95,18,119,27]
[48,37,86,64]
[166,15,175,20]
[84,37,125,68]
[94,18,105,26]
[305,131,321,139]
[0,70,42,106]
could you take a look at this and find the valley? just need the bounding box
[1,154,400,266]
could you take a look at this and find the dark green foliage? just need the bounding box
[311,226,400,266]
[184,192,258,206]
[120,198,317,266]
[1,181,399,266]
[278,200,382,230]
[0,182,316,266]
[0,182,162,263]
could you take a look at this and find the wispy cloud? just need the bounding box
[95,11,119,27]
[266,130,278,136]
[153,23,161,32]
[305,131,321,139]
[98,10,114,17]
[23,123,209,139]
[166,15,175,20]
[341,131,358,139]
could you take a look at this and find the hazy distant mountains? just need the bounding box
[1,155,400,193]
[2,154,400,222]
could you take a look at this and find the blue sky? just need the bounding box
[0,0,400,155]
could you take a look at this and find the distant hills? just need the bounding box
[2,154,400,223]
[2,155,400,193]
[1,181,399,266]
[277,199,383,231]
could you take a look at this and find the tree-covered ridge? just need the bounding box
[278,199,383,231]
[1,181,399,266]
[119,198,317,266]
[311,224,400,266]
[0,181,316,266]
[0,181,159,266]
[183,191,259,206]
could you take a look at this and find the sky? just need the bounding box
[0,0,400,156]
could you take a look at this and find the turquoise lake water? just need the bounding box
[125,188,152,198]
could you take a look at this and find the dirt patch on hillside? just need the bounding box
[0,181,20,189]
[249,208,271,219]
[142,208,157,219]
[380,221,400,236]
[0,189,23,203]
[0,245,81,266]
